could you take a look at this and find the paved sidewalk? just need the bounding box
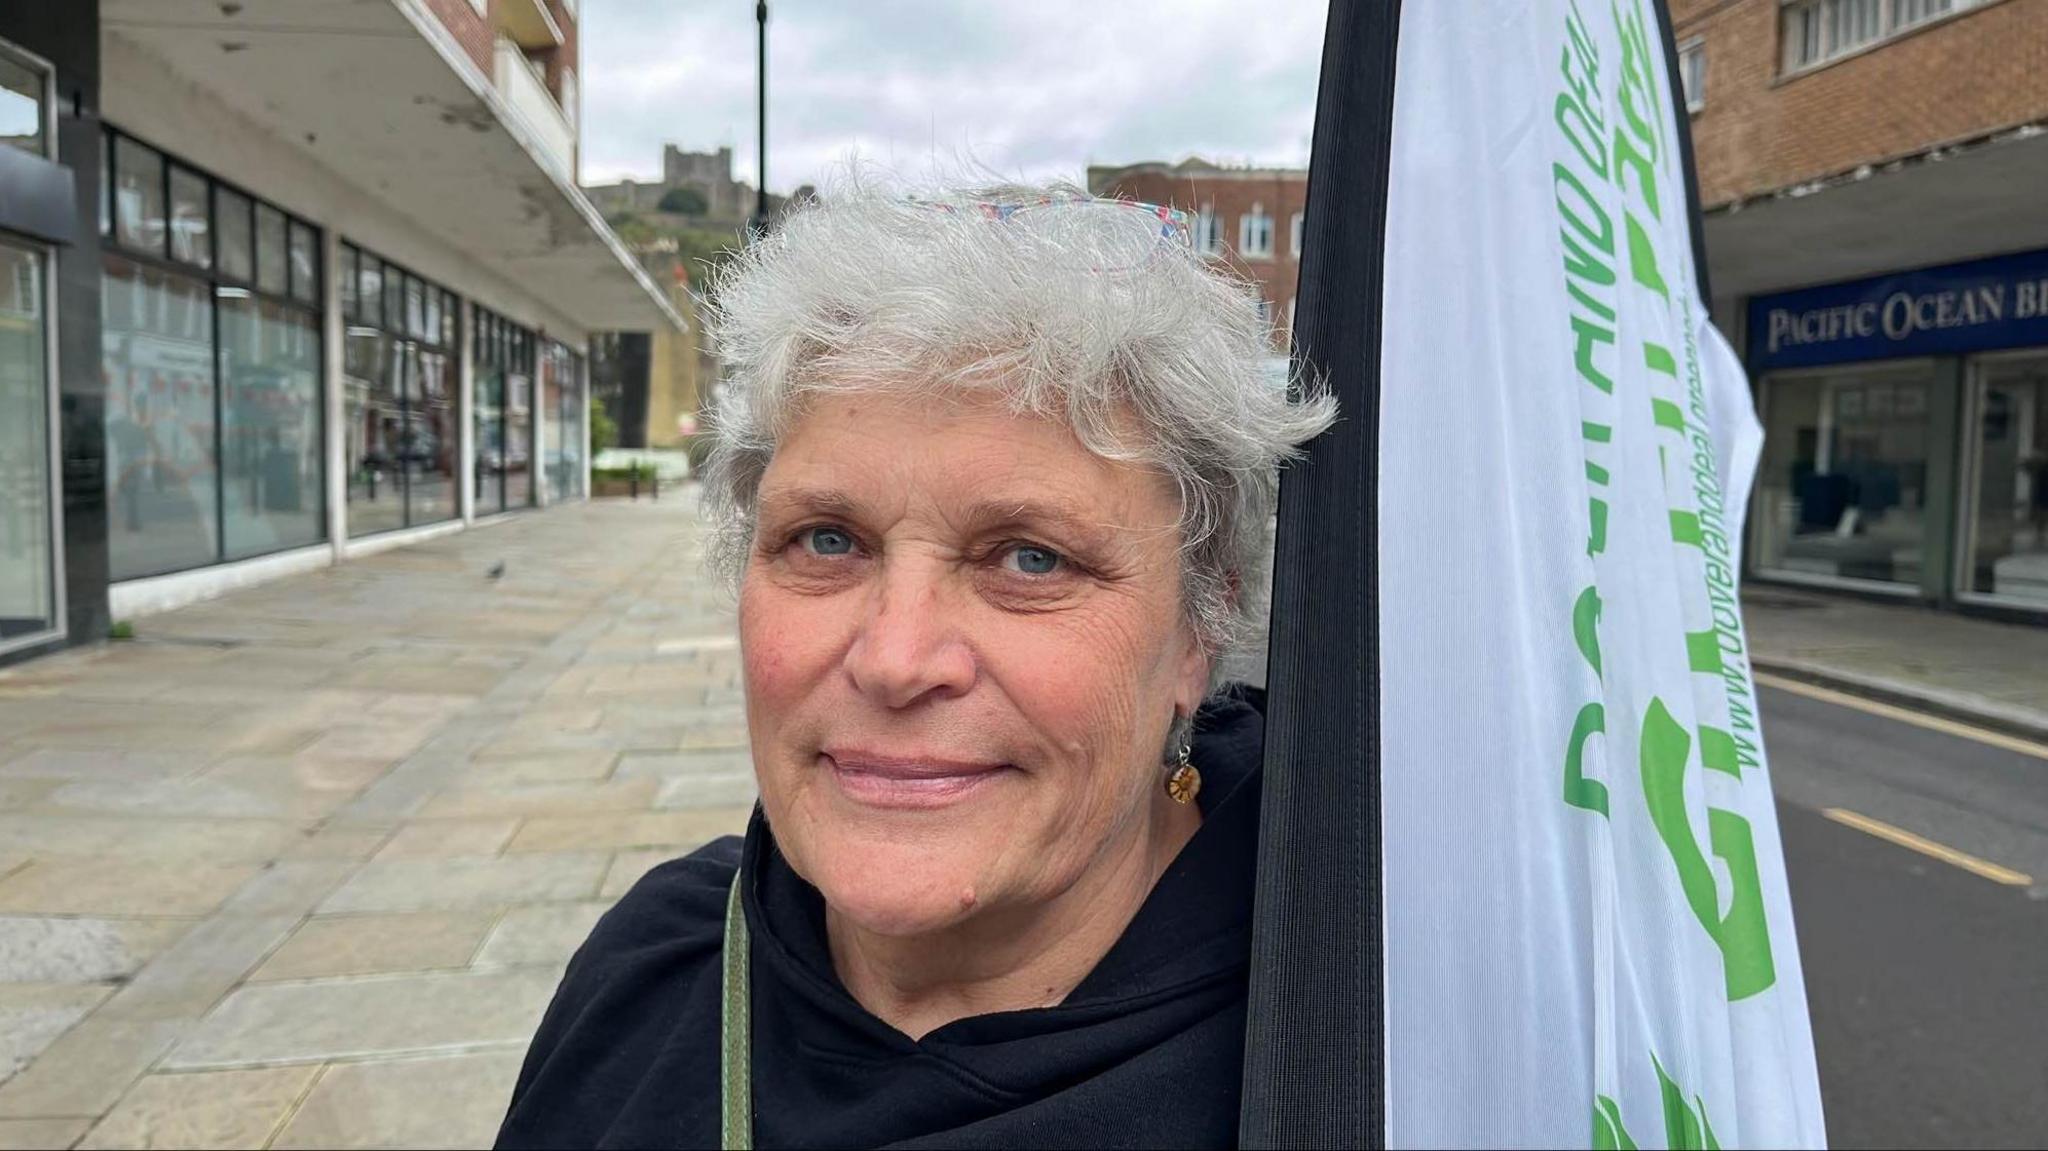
[1745,585,2048,738]
[0,495,750,1150]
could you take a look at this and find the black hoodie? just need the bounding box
[496,685,1265,1149]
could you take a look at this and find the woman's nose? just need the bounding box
[841,561,977,709]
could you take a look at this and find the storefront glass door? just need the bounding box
[0,239,57,647]
[1963,353,2048,609]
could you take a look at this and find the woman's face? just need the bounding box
[740,391,1209,939]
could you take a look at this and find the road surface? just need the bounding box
[1761,679,2048,1150]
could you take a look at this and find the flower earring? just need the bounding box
[1165,739,1201,805]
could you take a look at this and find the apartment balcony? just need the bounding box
[494,37,576,183]
[493,0,563,49]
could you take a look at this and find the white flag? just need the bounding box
[1375,1,1826,1145]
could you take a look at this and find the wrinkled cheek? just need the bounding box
[739,584,807,715]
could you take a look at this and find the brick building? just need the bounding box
[0,0,680,666]
[1087,158,1307,352]
[1676,0,2048,617]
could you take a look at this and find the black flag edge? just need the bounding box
[1241,3,1710,1148]
[1239,1,1401,1148]
[1655,0,1713,304]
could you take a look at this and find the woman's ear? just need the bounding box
[1175,633,1212,717]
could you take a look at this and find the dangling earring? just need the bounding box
[1165,739,1201,805]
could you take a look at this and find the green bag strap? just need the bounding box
[721,870,753,1150]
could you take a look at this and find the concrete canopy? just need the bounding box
[101,0,682,335]
[1704,123,2048,301]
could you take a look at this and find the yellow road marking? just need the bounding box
[1821,808,2034,887]
[1754,672,2048,763]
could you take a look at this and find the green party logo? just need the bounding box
[1550,0,1777,1004]
[1592,1053,1723,1150]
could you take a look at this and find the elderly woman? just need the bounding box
[496,182,1334,1149]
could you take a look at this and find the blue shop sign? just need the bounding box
[1748,246,2048,371]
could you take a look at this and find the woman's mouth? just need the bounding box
[821,750,1014,809]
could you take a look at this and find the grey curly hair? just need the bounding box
[700,177,1336,680]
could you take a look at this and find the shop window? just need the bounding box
[1753,363,1932,590]
[542,343,564,501]
[103,256,220,580]
[360,255,385,326]
[471,310,540,516]
[219,292,324,558]
[344,323,404,537]
[113,136,166,255]
[474,312,506,515]
[169,166,211,269]
[507,326,536,509]
[540,340,587,504]
[1964,355,2048,609]
[405,275,427,341]
[217,187,254,283]
[100,127,326,580]
[383,262,404,335]
[339,244,359,320]
[288,220,319,305]
[97,131,109,236]
[255,203,288,297]
[344,247,461,536]
[0,240,56,644]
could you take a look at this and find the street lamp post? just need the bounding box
[752,0,768,240]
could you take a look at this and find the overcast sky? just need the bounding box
[578,0,1328,192]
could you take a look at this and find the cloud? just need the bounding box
[577,0,1326,190]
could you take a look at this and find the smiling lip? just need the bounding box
[822,750,1013,809]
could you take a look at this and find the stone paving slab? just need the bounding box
[76,1065,320,1150]
[251,913,498,983]
[502,806,751,854]
[474,902,613,968]
[162,970,561,1070]
[0,984,110,1081]
[270,1050,525,1150]
[1744,586,2048,737]
[0,498,740,1145]
[0,918,193,984]
[0,859,262,918]
[318,852,611,915]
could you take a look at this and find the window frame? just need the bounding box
[1239,203,1275,261]
[0,38,64,654]
[1195,204,1222,257]
[1778,0,1982,77]
[0,36,57,161]
[1953,349,2048,613]
[98,124,328,582]
[473,303,540,516]
[0,240,64,654]
[1747,359,1939,597]
[1678,37,1706,113]
[340,241,464,536]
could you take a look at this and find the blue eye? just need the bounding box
[803,527,855,556]
[1006,545,1062,575]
